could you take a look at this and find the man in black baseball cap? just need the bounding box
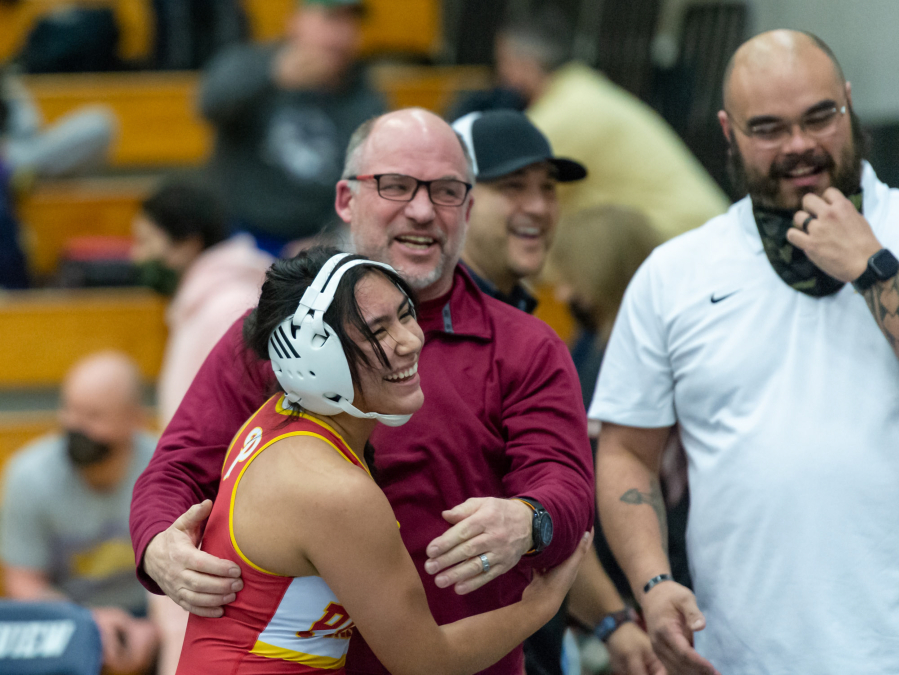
[453,111,662,675]
[452,109,585,675]
[452,109,586,312]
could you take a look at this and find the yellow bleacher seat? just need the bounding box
[0,288,167,388]
[23,65,489,168]
[242,0,441,57]
[23,72,212,167]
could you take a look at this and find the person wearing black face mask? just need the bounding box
[0,351,165,673]
[130,180,272,428]
[66,428,114,466]
[589,30,899,675]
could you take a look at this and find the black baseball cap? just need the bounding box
[452,110,586,183]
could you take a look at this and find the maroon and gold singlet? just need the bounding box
[176,395,370,674]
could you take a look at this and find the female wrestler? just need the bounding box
[176,247,590,674]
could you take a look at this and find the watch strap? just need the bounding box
[513,497,547,555]
[594,608,638,643]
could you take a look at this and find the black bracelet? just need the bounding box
[643,573,674,594]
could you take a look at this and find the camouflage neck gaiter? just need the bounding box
[752,192,863,297]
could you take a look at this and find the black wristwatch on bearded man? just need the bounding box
[853,248,899,292]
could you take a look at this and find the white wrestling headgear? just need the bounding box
[268,252,413,427]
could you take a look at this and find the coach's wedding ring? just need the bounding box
[802,214,816,233]
[478,554,490,574]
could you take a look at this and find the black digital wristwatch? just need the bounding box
[853,248,899,292]
[516,497,553,555]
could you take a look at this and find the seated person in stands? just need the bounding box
[0,66,115,179]
[198,0,385,255]
[176,247,590,674]
[0,351,160,674]
[130,179,272,428]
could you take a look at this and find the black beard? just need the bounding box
[727,108,866,211]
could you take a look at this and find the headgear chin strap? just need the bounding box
[268,253,413,427]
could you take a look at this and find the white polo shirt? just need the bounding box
[590,163,899,675]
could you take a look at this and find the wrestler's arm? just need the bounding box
[792,188,899,360]
[233,439,591,675]
[425,334,595,594]
[130,314,272,614]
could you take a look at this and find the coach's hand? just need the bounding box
[143,500,243,617]
[641,582,719,675]
[790,188,882,282]
[423,497,533,594]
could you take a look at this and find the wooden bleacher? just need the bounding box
[23,65,490,168]
[0,288,166,388]
[24,72,212,167]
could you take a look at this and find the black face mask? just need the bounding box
[752,191,864,297]
[66,430,112,467]
[136,260,180,296]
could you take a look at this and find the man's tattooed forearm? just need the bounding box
[863,274,899,356]
[619,481,668,546]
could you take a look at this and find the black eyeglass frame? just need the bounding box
[346,174,473,206]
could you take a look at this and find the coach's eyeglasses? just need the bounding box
[726,101,847,149]
[347,174,472,206]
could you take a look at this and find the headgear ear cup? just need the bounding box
[267,253,414,426]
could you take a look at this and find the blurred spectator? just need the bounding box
[0,352,159,674]
[547,204,693,674]
[547,204,661,405]
[198,0,385,255]
[130,179,272,428]
[152,0,246,70]
[494,10,730,242]
[0,66,115,178]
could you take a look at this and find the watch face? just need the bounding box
[872,249,899,279]
[597,615,615,637]
[539,516,553,547]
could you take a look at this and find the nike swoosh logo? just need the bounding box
[710,291,739,303]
